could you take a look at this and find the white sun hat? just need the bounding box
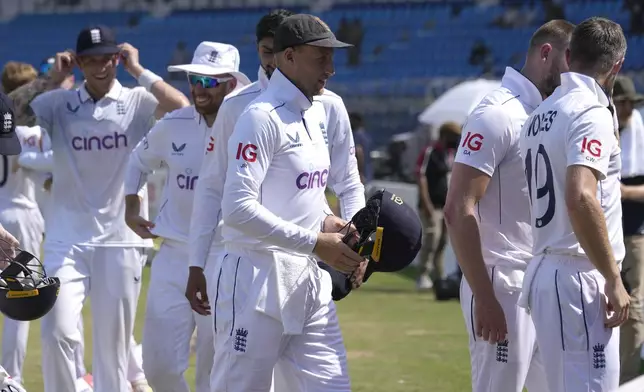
[168,41,251,86]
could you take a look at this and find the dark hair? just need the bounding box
[256,9,295,42]
[349,112,363,130]
[569,17,627,75]
[529,19,575,51]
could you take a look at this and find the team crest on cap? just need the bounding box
[90,29,102,44]
[207,50,218,63]
[3,112,12,133]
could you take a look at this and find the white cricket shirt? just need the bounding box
[220,69,329,254]
[189,67,364,267]
[0,125,50,210]
[124,106,211,244]
[519,72,624,261]
[455,67,541,270]
[30,80,157,247]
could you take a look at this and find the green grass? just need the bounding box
[2,266,472,391]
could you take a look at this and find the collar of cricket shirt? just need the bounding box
[501,66,543,112]
[560,72,610,107]
[257,66,270,90]
[79,79,123,103]
[269,68,312,113]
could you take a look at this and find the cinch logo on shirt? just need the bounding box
[176,168,198,190]
[296,169,329,190]
[71,132,128,151]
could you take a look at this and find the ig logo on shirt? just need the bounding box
[460,132,484,155]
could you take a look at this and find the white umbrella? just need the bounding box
[418,78,502,126]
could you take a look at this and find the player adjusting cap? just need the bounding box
[0,93,21,156]
[273,14,353,53]
[76,25,120,56]
[347,189,422,275]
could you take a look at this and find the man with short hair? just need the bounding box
[611,75,644,384]
[186,8,366,313]
[30,25,189,392]
[210,14,362,391]
[518,17,629,391]
[124,41,249,392]
[445,19,575,391]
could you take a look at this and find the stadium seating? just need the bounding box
[0,0,641,144]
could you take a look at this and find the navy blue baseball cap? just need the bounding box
[76,25,120,56]
[273,14,352,53]
[0,93,21,156]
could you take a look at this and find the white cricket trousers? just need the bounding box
[40,244,146,392]
[210,249,350,392]
[142,239,214,392]
[523,255,620,392]
[0,206,44,384]
[460,266,548,392]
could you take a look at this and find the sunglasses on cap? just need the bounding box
[187,73,233,89]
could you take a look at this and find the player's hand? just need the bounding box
[322,215,360,247]
[0,225,19,267]
[186,266,210,316]
[125,214,157,239]
[118,43,144,77]
[313,232,364,274]
[52,50,76,81]
[473,295,508,344]
[350,259,369,289]
[604,276,630,328]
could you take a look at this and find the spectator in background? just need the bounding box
[337,17,363,66]
[625,0,644,34]
[614,75,644,384]
[1,62,37,95]
[543,0,565,22]
[349,112,373,185]
[167,41,190,80]
[469,39,493,75]
[416,121,460,291]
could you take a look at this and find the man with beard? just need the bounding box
[30,25,189,392]
[123,42,249,392]
[518,17,629,391]
[186,9,366,320]
[444,19,575,392]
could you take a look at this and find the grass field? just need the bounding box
[0,265,472,391]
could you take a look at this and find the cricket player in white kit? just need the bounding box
[124,41,250,392]
[187,9,366,318]
[445,20,574,392]
[0,124,47,384]
[518,17,630,392]
[0,92,31,392]
[29,25,189,392]
[210,14,364,392]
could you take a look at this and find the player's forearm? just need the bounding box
[130,65,189,115]
[567,191,620,280]
[17,151,53,172]
[222,197,318,254]
[418,177,435,213]
[334,181,365,220]
[123,159,149,196]
[125,194,142,218]
[444,203,493,298]
[621,184,644,202]
[189,182,223,269]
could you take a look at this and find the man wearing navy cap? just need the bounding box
[30,24,189,392]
